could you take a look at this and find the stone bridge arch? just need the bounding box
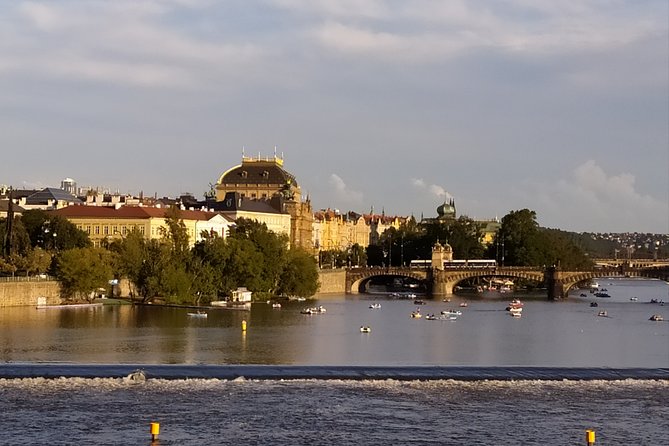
[431,267,546,296]
[346,268,429,294]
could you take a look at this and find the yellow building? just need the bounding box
[214,153,313,250]
[52,205,233,248]
[313,210,405,251]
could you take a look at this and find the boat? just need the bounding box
[369,303,382,309]
[510,311,522,318]
[360,326,372,333]
[597,310,608,317]
[509,299,523,308]
[594,292,610,298]
[301,305,326,315]
[649,314,664,321]
[508,307,523,316]
[580,293,587,297]
[590,302,599,307]
[441,309,462,316]
[272,303,282,309]
[629,297,638,302]
[414,299,426,305]
[425,314,437,320]
[438,314,458,321]
[442,298,451,302]
[459,302,468,307]
[187,311,207,318]
[410,310,422,319]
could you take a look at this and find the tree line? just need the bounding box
[1,208,319,304]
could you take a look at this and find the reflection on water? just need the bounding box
[0,278,667,366]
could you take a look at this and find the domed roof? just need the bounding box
[437,199,456,218]
[217,156,297,188]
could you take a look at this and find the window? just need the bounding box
[103,226,109,235]
[94,226,100,235]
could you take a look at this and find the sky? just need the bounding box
[0,0,667,234]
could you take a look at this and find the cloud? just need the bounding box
[2,1,265,88]
[516,160,668,233]
[412,178,453,201]
[329,174,363,205]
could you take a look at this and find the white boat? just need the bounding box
[360,326,371,333]
[630,297,638,302]
[597,310,608,317]
[272,303,282,309]
[438,314,457,321]
[301,306,326,315]
[187,311,207,318]
[459,302,468,307]
[369,303,382,309]
[649,314,663,321]
[441,309,462,316]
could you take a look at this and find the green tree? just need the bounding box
[20,210,90,251]
[55,247,114,300]
[277,248,319,297]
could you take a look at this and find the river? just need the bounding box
[0,277,667,444]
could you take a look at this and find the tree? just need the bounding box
[55,247,115,300]
[20,210,90,251]
[276,248,320,297]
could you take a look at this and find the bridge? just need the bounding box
[344,263,669,299]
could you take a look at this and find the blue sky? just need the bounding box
[1,0,667,233]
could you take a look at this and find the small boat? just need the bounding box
[441,309,462,316]
[597,310,608,317]
[301,306,326,315]
[510,312,522,318]
[594,292,610,298]
[439,314,458,321]
[414,299,426,305]
[629,297,638,302]
[590,302,599,307]
[442,298,451,302]
[360,326,372,333]
[459,302,468,307]
[187,311,207,318]
[410,311,422,319]
[425,314,437,320]
[369,303,382,309]
[509,299,523,308]
[508,307,523,315]
[580,293,587,297]
[272,303,282,309]
[649,314,664,321]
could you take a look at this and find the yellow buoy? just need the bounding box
[150,422,160,441]
[585,429,595,445]
[241,319,247,331]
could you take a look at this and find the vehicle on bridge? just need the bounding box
[409,259,497,268]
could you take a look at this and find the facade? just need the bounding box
[52,205,233,248]
[210,192,292,238]
[214,154,313,250]
[313,209,406,251]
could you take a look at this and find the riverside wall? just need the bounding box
[317,269,347,295]
[0,280,62,307]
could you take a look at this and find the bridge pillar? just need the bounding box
[545,266,565,300]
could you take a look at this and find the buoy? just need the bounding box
[585,429,595,445]
[241,320,247,331]
[150,422,160,442]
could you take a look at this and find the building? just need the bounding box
[13,187,82,211]
[312,209,406,251]
[214,153,313,250]
[60,178,77,195]
[52,205,233,248]
[208,192,292,238]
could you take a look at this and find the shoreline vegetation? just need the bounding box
[3,206,652,307]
